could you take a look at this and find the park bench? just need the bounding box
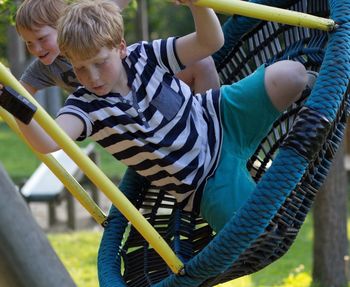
[20,143,99,229]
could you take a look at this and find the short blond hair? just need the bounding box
[16,0,67,31]
[57,0,124,61]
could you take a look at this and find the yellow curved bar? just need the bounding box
[196,0,336,31]
[0,62,184,274]
[0,108,107,225]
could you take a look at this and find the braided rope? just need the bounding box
[98,0,350,286]
[156,0,350,286]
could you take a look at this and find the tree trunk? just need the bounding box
[312,141,349,287]
[0,164,76,287]
[6,25,26,78]
[136,0,149,41]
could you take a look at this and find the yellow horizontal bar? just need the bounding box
[0,62,184,274]
[196,0,336,31]
[0,108,107,225]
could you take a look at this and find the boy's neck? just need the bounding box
[111,65,131,96]
[116,85,131,97]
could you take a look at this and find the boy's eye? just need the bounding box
[96,60,106,66]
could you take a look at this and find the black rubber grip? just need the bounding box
[0,86,37,124]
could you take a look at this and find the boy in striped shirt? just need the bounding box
[3,0,309,232]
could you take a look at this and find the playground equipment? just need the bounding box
[0,0,349,286]
[98,0,350,286]
[20,143,99,229]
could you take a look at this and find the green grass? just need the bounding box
[0,123,40,182]
[48,231,102,287]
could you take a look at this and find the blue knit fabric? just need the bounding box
[155,0,350,286]
[98,168,148,286]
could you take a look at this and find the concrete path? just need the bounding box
[28,190,112,233]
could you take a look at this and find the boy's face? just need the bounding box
[70,42,127,96]
[19,25,60,65]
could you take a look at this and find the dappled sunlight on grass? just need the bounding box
[48,231,102,287]
[217,275,253,286]
[273,272,311,287]
[217,271,311,287]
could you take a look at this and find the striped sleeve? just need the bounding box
[147,37,185,75]
[57,94,94,140]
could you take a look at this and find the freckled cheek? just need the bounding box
[26,44,39,55]
[76,72,88,85]
[45,41,58,52]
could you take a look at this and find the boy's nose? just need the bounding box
[31,43,43,55]
[87,67,99,82]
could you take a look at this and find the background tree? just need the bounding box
[313,139,349,287]
[0,0,26,77]
[0,0,17,63]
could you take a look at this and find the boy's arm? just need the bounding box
[175,1,224,67]
[20,81,38,95]
[14,113,84,154]
[0,85,84,153]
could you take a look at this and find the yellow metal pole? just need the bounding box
[196,0,336,31]
[0,62,184,274]
[0,108,107,225]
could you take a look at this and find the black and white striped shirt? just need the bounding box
[59,37,222,211]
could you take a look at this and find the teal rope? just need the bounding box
[98,0,350,286]
[155,0,350,286]
[98,168,149,286]
[213,0,296,65]
[154,149,308,287]
[306,1,350,120]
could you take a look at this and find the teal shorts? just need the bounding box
[200,65,281,232]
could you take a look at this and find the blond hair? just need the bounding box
[16,0,68,31]
[57,0,124,61]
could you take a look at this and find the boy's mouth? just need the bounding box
[91,84,106,94]
[38,52,50,60]
[93,84,104,91]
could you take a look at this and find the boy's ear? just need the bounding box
[119,39,127,58]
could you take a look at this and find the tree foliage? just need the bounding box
[0,0,224,64]
[0,0,19,63]
[122,0,201,43]
[0,0,18,24]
